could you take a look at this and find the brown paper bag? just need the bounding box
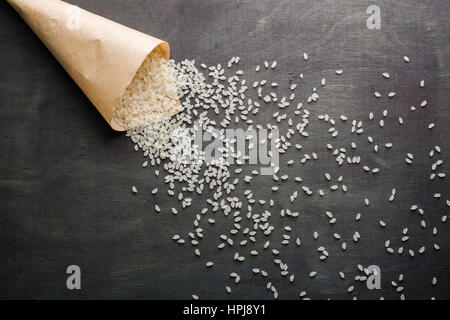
[8,0,174,131]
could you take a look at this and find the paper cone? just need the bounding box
[8,0,173,131]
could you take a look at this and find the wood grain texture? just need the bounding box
[0,0,449,299]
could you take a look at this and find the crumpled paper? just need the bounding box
[8,0,176,131]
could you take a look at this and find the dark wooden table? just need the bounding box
[1,0,449,299]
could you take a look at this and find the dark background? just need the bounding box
[1,0,449,299]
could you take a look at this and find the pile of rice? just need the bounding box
[123,52,448,300]
[112,49,182,130]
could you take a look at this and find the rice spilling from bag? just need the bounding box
[123,53,446,300]
[112,49,182,130]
